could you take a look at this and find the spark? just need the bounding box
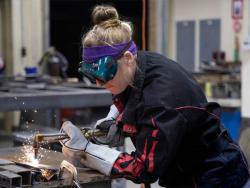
[40,169,57,181]
[19,145,39,167]
[30,156,39,166]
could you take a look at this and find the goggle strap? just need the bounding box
[113,40,133,60]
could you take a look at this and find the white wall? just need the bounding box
[0,2,3,57]
[241,0,250,118]
[11,0,23,74]
[169,0,238,70]
[11,0,44,75]
[21,0,43,68]
[169,0,250,117]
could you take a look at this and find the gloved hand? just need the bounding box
[93,121,124,147]
[60,121,88,167]
[94,105,124,146]
[95,104,119,129]
[60,121,121,176]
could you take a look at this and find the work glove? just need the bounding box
[94,105,124,146]
[60,121,121,176]
[95,104,119,128]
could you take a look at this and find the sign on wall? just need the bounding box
[232,0,243,20]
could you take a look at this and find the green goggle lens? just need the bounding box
[78,56,117,84]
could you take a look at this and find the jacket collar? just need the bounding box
[119,51,146,124]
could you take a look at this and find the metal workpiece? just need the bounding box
[0,170,22,188]
[0,165,32,187]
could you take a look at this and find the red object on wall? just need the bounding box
[233,20,242,33]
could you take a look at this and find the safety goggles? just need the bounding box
[79,41,134,85]
[79,56,118,85]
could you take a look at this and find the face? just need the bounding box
[96,51,136,95]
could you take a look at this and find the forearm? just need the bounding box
[80,143,121,175]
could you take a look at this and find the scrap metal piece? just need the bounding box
[0,170,22,188]
[0,165,31,187]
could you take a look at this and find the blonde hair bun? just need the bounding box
[83,5,133,46]
[92,5,119,25]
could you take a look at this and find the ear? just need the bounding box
[123,51,134,66]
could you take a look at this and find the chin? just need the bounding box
[109,89,119,95]
[107,88,124,95]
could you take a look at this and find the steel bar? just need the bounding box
[0,170,22,188]
[0,165,31,186]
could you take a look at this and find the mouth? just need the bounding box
[105,86,112,89]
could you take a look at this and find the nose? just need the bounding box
[96,79,105,87]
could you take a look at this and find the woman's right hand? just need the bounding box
[60,121,87,167]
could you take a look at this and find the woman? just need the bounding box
[60,5,249,188]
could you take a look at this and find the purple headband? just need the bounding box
[83,40,137,61]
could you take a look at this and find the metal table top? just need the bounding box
[0,84,112,111]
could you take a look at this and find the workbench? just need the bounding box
[0,79,113,187]
[0,78,112,130]
[0,147,111,188]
